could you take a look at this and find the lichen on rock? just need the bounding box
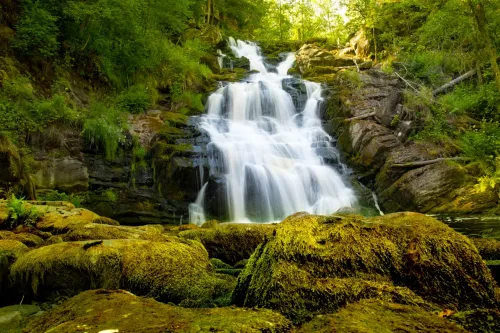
[232,212,500,323]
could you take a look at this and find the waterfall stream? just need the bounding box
[189,39,356,224]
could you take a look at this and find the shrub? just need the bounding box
[82,103,125,160]
[11,4,59,57]
[116,85,151,114]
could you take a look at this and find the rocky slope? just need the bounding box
[294,43,499,214]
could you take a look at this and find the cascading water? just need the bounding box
[189,39,356,224]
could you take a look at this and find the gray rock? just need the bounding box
[0,304,42,333]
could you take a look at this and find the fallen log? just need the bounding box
[433,69,476,96]
[392,157,469,168]
[345,112,376,122]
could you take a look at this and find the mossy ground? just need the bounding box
[298,299,469,333]
[24,289,293,333]
[233,212,500,323]
[472,237,500,260]
[11,238,235,306]
[180,223,277,266]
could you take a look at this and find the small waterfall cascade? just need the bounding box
[189,39,356,224]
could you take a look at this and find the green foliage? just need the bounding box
[460,121,500,171]
[38,190,85,207]
[11,2,59,57]
[116,85,151,114]
[6,194,42,228]
[0,74,78,139]
[439,82,500,121]
[103,189,118,202]
[82,102,125,160]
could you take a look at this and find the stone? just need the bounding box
[298,299,468,333]
[0,231,43,247]
[11,238,235,306]
[233,212,499,323]
[180,223,277,266]
[33,157,89,193]
[24,289,292,333]
[338,120,400,171]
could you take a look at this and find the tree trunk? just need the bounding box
[433,69,477,95]
[468,1,500,94]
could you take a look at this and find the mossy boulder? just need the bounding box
[180,223,277,265]
[24,289,292,333]
[0,231,43,247]
[11,238,235,306]
[298,299,468,333]
[472,237,500,260]
[233,212,500,323]
[62,223,169,242]
[35,206,103,233]
[0,240,29,305]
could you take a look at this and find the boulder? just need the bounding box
[33,157,89,193]
[24,289,292,333]
[35,206,109,233]
[180,223,277,266]
[295,44,362,74]
[472,238,500,260]
[62,223,169,242]
[0,231,43,247]
[232,212,499,323]
[338,120,400,171]
[298,299,468,333]
[349,30,371,58]
[11,238,235,306]
[0,304,42,333]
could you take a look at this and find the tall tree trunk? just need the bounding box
[468,1,500,93]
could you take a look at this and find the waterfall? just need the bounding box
[189,39,356,224]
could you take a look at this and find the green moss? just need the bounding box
[63,223,169,242]
[471,238,500,260]
[233,212,500,323]
[11,238,235,306]
[0,231,43,247]
[450,308,500,333]
[180,223,277,266]
[24,289,292,333]
[298,299,468,333]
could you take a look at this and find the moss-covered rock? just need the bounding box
[472,237,500,260]
[11,238,235,306]
[62,223,169,242]
[35,206,102,233]
[24,289,292,333]
[298,299,468,333]
[233,212,500,323]
[0,240,29,305]
[450,308,500,333]
[180,223,277,265]
[0,231,43,247]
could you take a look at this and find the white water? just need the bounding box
[190,39,356,224]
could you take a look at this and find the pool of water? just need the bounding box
[433,215,500,238]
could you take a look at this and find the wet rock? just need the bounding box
[35,206,103,233]
[0,304,42,333]
[180,223,277,266]
[24,289,292,333]
[0,135,34,199]
[298,299,468,333]
[282,77,308,112]
[233,212,499,323]
[11,238,235,306]
[33,157,89,193]
[374,90,403,128]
